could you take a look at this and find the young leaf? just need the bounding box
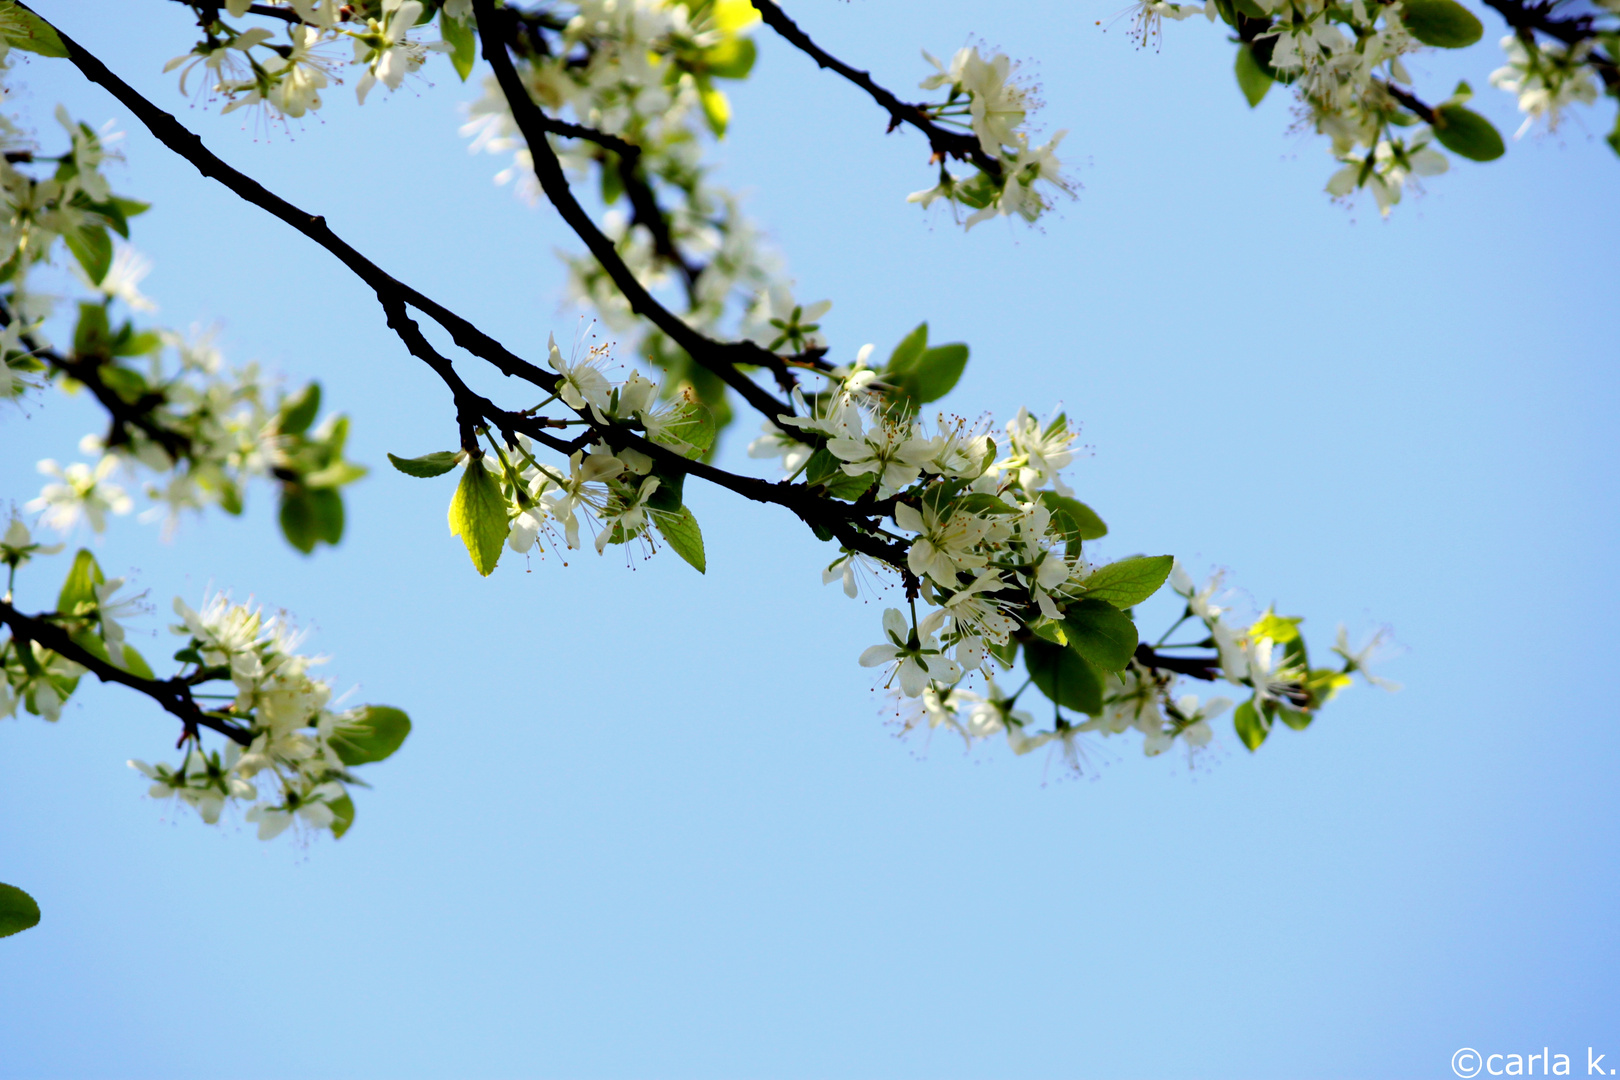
[72,302,112,359]
[1060,599,1139,671]
[328,794,356,840]
[0,9,67,57]
[655,506,707,573]
[1432,105,1505,161]
[0,883,41,938]
[448,459,507,576]
[278,382,322,436]
[1235,44,1272,107]
[703,36,756,79]
[1025,638,1104,714]
[440,10,476,81]
[886,330,969,406]
[329,705,412,766]
[64,226,112,286]
[388,451,461,478]
[699,84,730,137]
[1039,491,1108,543]
[1233,697,1270,750]
[57,549,104,616]
[1080,555,1174,609]
[1400,0,1484,47]
[656,396,715,459]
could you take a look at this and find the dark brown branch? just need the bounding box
[0,297,193,460]
[0,599,253,745]
[470,0,803,419]
[1134,644,1219,681]
[749,0,1003,178]
[37,6,561,397]
[1381,81,1437,125]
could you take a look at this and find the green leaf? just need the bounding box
[1432,104,1505,162]
[699,83,730,137]
[656,396,715,459]
[1,8,65,57]
[702,35,756,78]
[64,225,112,286]
[328,794,356,839]
[57,548,104,615]
[805,445,874,499]
[0,883,41,938]
[329,705,412,766]
[387,450,461,478]
[886,322,928,373]
[71,302,111,359]
[303,461,367,489]
[1039,491,1108,544]
[1060,599,1139,672]
[278,487,344,553]
[1400,0,1483,47]
[1276,706,1313,731]
[1080,555,1173,609]
[884,323,969,407]
[654,505,706,573]
[440,10,476,81]
[1250,609,1303,644]
[278,381,322,436]
[1235,43,1272,107]
[448,459,507,576]
[1233,697,1270,750]
[1024,638,1104,714]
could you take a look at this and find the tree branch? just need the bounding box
[748,0,1003,178]
[470,0,802,423]
[0,599,253,745]
[36,6,561,397]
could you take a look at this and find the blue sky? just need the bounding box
[2,2,1617,1078]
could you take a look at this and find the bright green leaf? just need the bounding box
[1400,0,1484,47]
[1432,104,1505,161]
[699,84,730,137]
[1276,706,1313,731]
[57,548,104,615]
[0,883,41,938]
[1,8,67,57]
[440,10,476,81]
[328,794,356,839]
[1235,43,1272,107]
[1080,555,1173,609]
[655,396,715,459]
[448,459,507,576]
[703,36,756,78]
[1233,697,1270,750]
[1250,608,1303,644]
[1060,599,1139,672]
[387,450,461,478]
[329,705,412,766]
[1025,638,1104,714]
[303,461,368,489]
[655,505,706,573]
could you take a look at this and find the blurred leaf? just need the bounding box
[1234,697,1270,750]
[1,9,67,57]
[57,548,103,615]
[1039,492,1108,544]
[64,226,112,286]
[1235,43,1272,107]
[330,705,412,766]
[328,794,356,839]
[702,36,755,78]
[1433,104,1505,161]
[278,382,322,436]
[440,10,476,81]
[1401,0,1483,47]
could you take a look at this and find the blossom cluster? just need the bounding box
[1121,0,1620,213]
[906,46,1075,229]
[0,57,365,551]
[0,521,406,840]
